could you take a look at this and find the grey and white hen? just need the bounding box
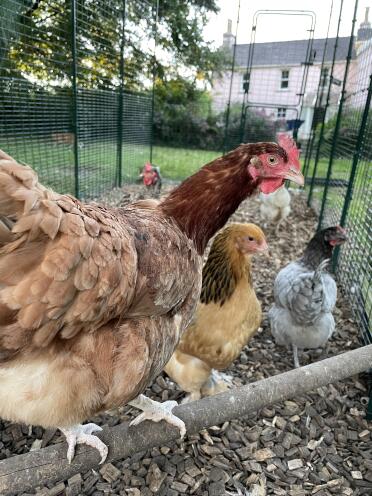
[269,226,347,368]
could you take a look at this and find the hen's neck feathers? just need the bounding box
[300,236,333,271]
[200,232,252,306]
[160,147,261,254]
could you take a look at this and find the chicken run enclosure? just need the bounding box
[2,2,371,355]
[0,0,372,486]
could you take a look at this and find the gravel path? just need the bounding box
[2,184,371,496]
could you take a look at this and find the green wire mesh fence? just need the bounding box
[0,0,155,198]
[209,0,371,411]
[303,0,372,352]
[0,0,371,368]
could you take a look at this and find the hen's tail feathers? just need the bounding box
[313,258,330,285]
[0,150,63,247]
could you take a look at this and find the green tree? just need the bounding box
[1,0,226,90]
[153,77,219,148]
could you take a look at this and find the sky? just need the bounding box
[204,0,371,46]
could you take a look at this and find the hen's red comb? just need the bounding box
[278,134,300,169]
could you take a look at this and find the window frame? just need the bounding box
[280,69,290,89]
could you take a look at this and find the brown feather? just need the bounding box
[0,146,268,431]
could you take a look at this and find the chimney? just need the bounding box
[357,6,372,41]
[223,19,235,50]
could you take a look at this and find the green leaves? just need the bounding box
[1,0,225,90]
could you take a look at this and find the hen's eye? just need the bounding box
[248,236,254,241]
[268,155,278,166]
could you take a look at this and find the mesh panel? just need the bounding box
[303,0,372,347]
[0,0,155,198]
[220,10,318,150]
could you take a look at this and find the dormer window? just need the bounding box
[281,70,289,89]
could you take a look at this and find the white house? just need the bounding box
[212,10,372,142]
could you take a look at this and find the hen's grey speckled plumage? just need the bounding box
[269,259,337,351]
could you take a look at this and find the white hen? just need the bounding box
[269,226,347,368]
[259,185,291,233]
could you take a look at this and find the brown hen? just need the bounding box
[0,140,302,463]
[164,223,267,402]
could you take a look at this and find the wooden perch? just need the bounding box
[1,344,371,495]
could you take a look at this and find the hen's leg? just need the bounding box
[292,344,300,368]
[201,369,233,397]
[275,218,283,235]
[129,394,186,438]
[211,369,234,384]
[60,423,108,464]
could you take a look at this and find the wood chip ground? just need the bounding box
[3,184,371,496]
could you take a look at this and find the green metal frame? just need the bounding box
[333,74,372,269]
[239,9,316,145]
[71,0,80,198]
[307,0,344,206]
[116,0,126,188]
[149,0,159,163]
[222,0,241,155]
[302,0,334,180]
[317,0,359,230]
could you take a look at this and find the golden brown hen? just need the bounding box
[164,223,267,402]
[0,138,303,463]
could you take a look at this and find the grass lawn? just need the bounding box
[304,157,351,214]
[152,146,220,180]
[309,157,352,177]
[0,137,221,197]
[3,135,366,232]
[1,137,363,210]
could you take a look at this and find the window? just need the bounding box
[280,70,289,89]
[277,107,287,118]
[320,67,329,88]
[242,72,250,93]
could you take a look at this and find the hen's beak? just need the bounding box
[283,166,304,186]
[257,240,269,252]
[335,226,348,243]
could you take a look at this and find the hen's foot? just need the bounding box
[60,423,108,464]
[181,391,201,404]
[129,394,186,438]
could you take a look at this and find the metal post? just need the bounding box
[71,0,80,198]
[302,0,334,180]
[222,0,240,154]
[149,0,159,163]
[317,0,358,229]
[294,14,316,143]
[116,0,126,187]
[308,0,344,207]
[332,74,372,269]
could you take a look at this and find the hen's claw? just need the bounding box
[60,423,108,464]
[129,396,186,439]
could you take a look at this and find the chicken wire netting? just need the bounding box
[0,0,371,352]
[0,0,155,198]
[214,0,371,411]
[303,0,372,352]
[219,10,319,151]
